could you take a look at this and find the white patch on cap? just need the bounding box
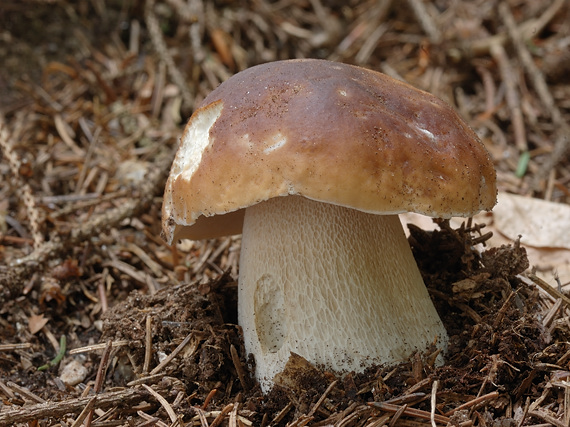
[237,133,253,152]
[264,133,287,154]
[338,89,347,97]
[175,102,224,182]
[416,126,437,143]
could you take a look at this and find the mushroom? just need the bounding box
[162,59,497,391]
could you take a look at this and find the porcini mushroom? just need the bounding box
[162,59,497,391]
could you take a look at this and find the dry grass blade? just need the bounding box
[499,2,563,126]
[430,380,438,427]
[142,384,178,423]
[0,0,569,425]
[489,43,527,152]
[272,401,294,425]
[406,0,440,43]
[144,0,194,110]
[143,315,153,374]
[338,405,373,427]
[0,343,32,351]
[230,344,249,391]
[370,401,450,424]
[497,0,570,187]
[519,274,570,310]
[528,409,566,427]
[6,381,46,404]
[149,332,197,375]
[70,396,98,427]
[0,147,174,298]
[69,340,131,354]
[388,403,407,427]
[308,380,338,417]
[444,392,500,417]
[210,403,234,427]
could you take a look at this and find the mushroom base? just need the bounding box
[239,196,448,391]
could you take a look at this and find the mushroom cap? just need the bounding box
[162,59,497,242]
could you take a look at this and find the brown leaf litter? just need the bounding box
[0,0,569,425]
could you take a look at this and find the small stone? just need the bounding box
[59,359,88,386]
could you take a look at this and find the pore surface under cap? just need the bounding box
[163,59,496,242]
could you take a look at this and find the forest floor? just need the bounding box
[1,0,570,426]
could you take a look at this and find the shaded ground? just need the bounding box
[1,0,570,425]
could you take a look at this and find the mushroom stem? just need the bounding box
[239,195,448,391]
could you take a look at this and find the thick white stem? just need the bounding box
[239,196,448,391]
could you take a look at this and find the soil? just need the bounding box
[1,0,569,426]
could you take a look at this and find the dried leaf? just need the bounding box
[493,192,570,249]
[29,314,49,334]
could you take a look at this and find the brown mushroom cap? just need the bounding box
[163,59,496,242]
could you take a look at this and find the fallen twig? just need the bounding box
[0,117,44,248]
[6,382,46,404]
[0,388,149,426]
